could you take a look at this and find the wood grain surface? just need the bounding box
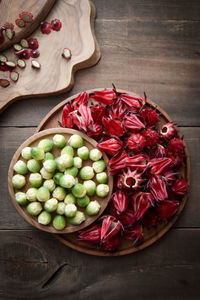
[0,0,200,298]
[0,0,101,112]
[0,0,56,51]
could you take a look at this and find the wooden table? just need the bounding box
[0,0,200,298]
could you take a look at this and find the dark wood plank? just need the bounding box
[0,126,199,229]
[0,228,200,299]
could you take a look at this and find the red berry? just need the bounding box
[41,22,52,34]
[28,38,39,50]
[51,19,62,31]
[127,133,146,152]
[30,49,40,58]
[143,127,159,147]
[19,12,33,23]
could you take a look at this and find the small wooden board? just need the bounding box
[35,89,190,256]
[0,0,55,51]
[8,127,113,234]
[0,0,101,112]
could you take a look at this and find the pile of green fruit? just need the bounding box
[12,133,109,230]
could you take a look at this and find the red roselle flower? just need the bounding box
[163,170,177,185]
[143,127,159,147]
[125,154,148,172]
[72,92,89,110]
[87,123,103,138]
[140,108,159,126]
[102,116,125,137]
[148,175,168,202]
[117,169,143,190]
[167,151,183,167]
[51,19,62,31]
[70,110,86,131]
[119,92,146,113]
[168,138,184,153]
[91,89,116,105]
[41,21,52,34]
[109,99,126,120]
[156,200,179,219]
[123,224,143,245]
[116,208,136,227]
[123,113,145,132]
[78,224,101,244]
[147,157,174,175]
[108,150,129,175]
[90,104,106,124]
[102,235,120,251]
[112,190,130,214]
[62,104,73,128]
[100,215,122,242]
[154,144,167,158]
[28,38,39,50]
[171,178,188,195]
[97,137,123,156]
[78,103,93,127]
[127,133,146,152]
[160,123,176,140]
[132,192,154,221]
[142,209,158,228]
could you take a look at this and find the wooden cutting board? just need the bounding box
[0,0,101,112]
[0,0,56,51]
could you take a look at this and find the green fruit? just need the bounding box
[27,159,41,173]
[77,146,89,160]
[68,211,86,225]
[38,139,54,152]
[61,145,74,156]
[43,159,57,173]
[31,147,45,160]
[68,134,84,148]
[53,215,66,230]
[80,166,94,180]
[21,147,32,160]
[26,188,38,201]
[38,211,51,225]
[89,148,102,161]
[36,187,50,202]
[64,167,78,177]
[96,172,108,183]
[64,204,77,217]
[56,202,66,215]
[43,179,56,192]
[52,187,66,201]
[86,200,101,216]
[14,160,28,175]
[43,152,54,161]
[53,134,66,148]
[77,195,90,207]
[73,157,82,168]
[40,167,53,180]
[12,174,26,189]
[59,174,76,189]
[53,172,63,185]
[27,202,42,216]
[44,198,58,213]
[15,192,27,206]
[96,184,109,198]
[93,160,106,173]
[29,173,42,188]
[72,183,86,198]
[64,193,76,205]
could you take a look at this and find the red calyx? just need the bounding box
[15,19,25,28]
[140,108,159,126]
[70,110,86,131]
[41,22,52,34]
[119,92,146,113]
[51,19,62,31]
[0,62,8,72]
[147,157,174,175]
[61,104,73,128]
[127,133,146,152]
[97,137,123,156]
[154,144,167,158]
[102,235,120,251]
[19,11,33,23]
[102,116,125,137]
[125,154,149,172]
[123,113,145,132]
[118,169,143,190]
[72,92,89,110]
[156,200,179,219]
[112,190,130,214]
[117,208,136,226]
[78,224,101,244]
[15,49,30,59]
[78,103,93,128]
[123,224,143,245]
[160,123,176,140]
[132,192,154,221]
[108,99,126,120]
[2,22,14,30]
[28,38,39,50]
[143,127,159,147]
[148,175,168,202]
[87,123,103,138]
[171,178,188,195]
[163,170,177,185]
[30,49,40,58]
[108,150,129,175]
[168,138,184,153]
[167,151,183,167]
[142,209,158,228]
[91,89,116,105]
[100,215,122,242]
[90,104,106,124]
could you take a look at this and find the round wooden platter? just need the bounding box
[35,88,191,256]
[0,0,56,51]
[8,127,113,234]
[0,0,101,113]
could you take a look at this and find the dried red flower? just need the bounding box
[112,190,130,214]
[123,224,143,245]
[168,138,184,153]
[102,116,125,137]
[147,157,174,175]
[78,103,93,128]
[163,170,177,185]
[15,49,30,59]
[117,169,143,190]
[148,175,168,202]
[2,22,14,30]
[97,137,123,156]
[19,11,33,23]
[119,93,146,113]
[100,216,122,242]
[143,127,159,147]
[102,235,120,251]
[72,92,89,110]
[154,144,167,158]
[123,113,145,132]
[127,133,146,152]
[87,123,103,138]
[91,89,116,105]
[109,99,126,120]
[167,151,184,167]
[125,154,149,172]
[70,110,86,131]
[160,123,176,140]
[41,21,52,34]
[30,49,40,58]
[90,104,106,124]
[51,19,62,31]
[171,178,188,195]
[132,192,154,221]
[142,209,158,228]
[156,200,179,219]
[78,224,101,244]
[140,108,159,126]
[62,104,73,128]
[28,38,39,50]
[117,208,136,226]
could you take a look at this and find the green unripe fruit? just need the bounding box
[73,157,82,168]
[93,160,106,173]
[43,152,54,161]
[43,159,57,173]
[53,172,63,185]
[77,146,89,160]
[86,200,101,216]
[68,211,86,225]
[38,211,51,225]
[44,198,58,213]
[52,187,66,201]
[12,174,26,189]
[29,173,42,188]
[64,167,78,177]
[21,147,32,160]
[53,215,66,230]
[38,139,54,152]
[15,192,27,206]
[31,147,45,160]
[96,184,109,198]
[36,187,50,202]
[68,134,84,148]
[26,188,38,201]
[77,195,90,207]
[59,174,76,189]
[43,179,56,192]
[64,193,76,205]
[55,157,66,172]
[14,160,28,175]
[40,167,53,180]
[83,180,96,196]
[61,146,74,157]
[60,154,73,168]
[27,202,42,216]
[27,159,41,173]
[53,134,66,148]
[56,202,66,215]
[72,183,86,198]
[64,203,77,217]
[96,172,108,183]
[89,148,102,161]
[80,166,94,180]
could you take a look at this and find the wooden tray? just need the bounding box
[36,89,190,256]
[0,0,101,112]
[0,0,55,51]
[8,128,113,234]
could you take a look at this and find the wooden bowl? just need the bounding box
[8,128,113,234]
[35,89,190,256]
